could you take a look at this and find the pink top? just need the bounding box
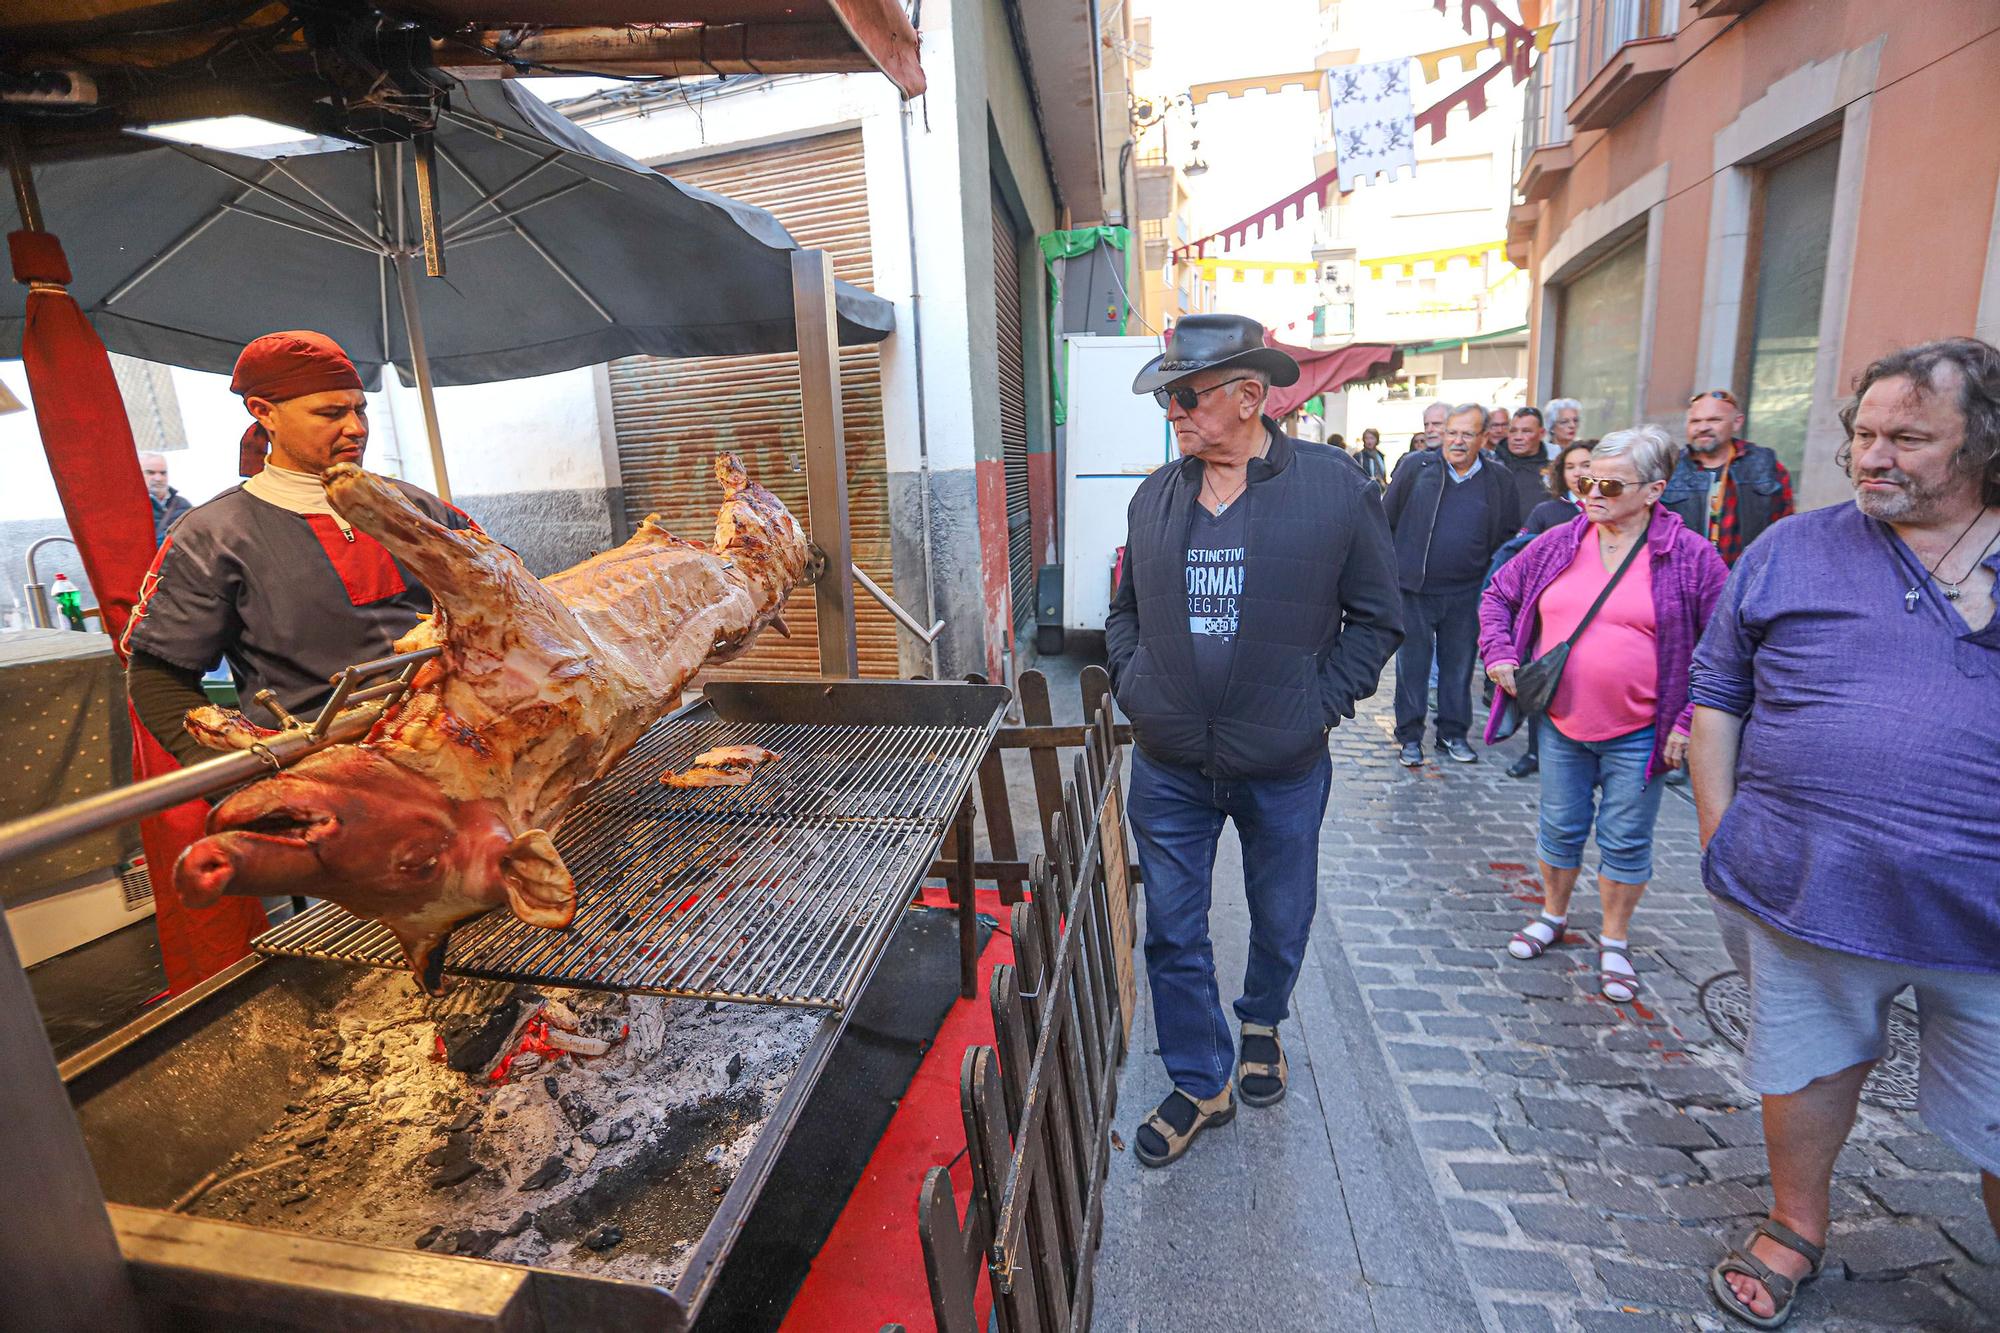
[1538,539,1658,741]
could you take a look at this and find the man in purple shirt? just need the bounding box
[1689,338,2000,1328]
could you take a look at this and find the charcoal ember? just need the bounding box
[558,1092,600,1130]
[283,1101,307,1114]
[292,1128,328,1151]
[311,1036,343,1069]
[448,1228,503,1258]
[360,1053,388,1078]
[427,1136,480,1188]
[725,1053,744,1084]
[431,988,531,1075]
[324,1106,350,1130]
[505,1212,537,1238]
[424,1132,473,1168]
[584,1118,635,1148]
[444,1105,479,1134]
[520,1156,570,1191]
[584,1225,624,1252]
[543,1075,561,1098]
[415,1224,445,1250]
[279,1186,312,1207]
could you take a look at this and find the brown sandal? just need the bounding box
[1709,1218,1825,1328]
[1134,1085,1235,1168]
[1238,1023,1287,1107]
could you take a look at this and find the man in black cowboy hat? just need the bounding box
[1106,313,1403,1167]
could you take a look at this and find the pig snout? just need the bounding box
[174,839,238,907]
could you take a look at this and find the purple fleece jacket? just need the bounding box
[1477,506,1729,781]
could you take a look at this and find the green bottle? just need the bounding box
[51,572,85,632]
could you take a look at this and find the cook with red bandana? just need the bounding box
[125,331,476,766]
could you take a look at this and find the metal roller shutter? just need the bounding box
[992,188,1033,634]
[608,130,898,678]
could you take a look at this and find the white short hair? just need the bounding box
[1544,397,1582,420]
[1423,399,1450,417]
[1446,401,1487,427]
[1592,424,1678,485]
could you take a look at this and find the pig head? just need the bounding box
[172,747,574,991]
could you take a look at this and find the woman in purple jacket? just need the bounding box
[1479,426,1729,1001]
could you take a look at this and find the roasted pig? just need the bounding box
[173,455,809,990]
[660,744,784,788]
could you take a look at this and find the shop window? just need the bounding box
[1553,229,1646,431]
[1738,134,1840,480]
[1385,371,1439,401]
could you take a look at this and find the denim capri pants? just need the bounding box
[1536,722,1664,883]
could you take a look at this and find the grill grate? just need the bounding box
[252,708,991,1010]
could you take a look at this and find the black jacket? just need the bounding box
[1381,450,1523,593]
[1493,446,1549,522]
[151,487,192,545]
[1106,422,1403,779]
[1659,439,1789,559]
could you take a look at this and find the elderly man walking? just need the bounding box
[1384,402,1522,766]
[1665,388,1794,565]
[1107,314,1402,1167]
[1690,339,2000,1329]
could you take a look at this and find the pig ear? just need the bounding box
[500,830,576,929]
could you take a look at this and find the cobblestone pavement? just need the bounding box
[1091,659,1997,1332]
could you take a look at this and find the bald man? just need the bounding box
[141,452,192,546]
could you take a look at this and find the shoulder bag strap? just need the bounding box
[1558,531,1647,650]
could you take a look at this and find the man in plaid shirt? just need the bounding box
[1661,389,1796,566]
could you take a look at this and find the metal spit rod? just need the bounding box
[0,646,439,872]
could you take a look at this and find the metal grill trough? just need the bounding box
[252,680,1009,1010]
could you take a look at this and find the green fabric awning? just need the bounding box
[1039,226,1132,424]
[1398,323,1529,357]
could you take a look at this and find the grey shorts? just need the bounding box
[1711,898,2000,1177]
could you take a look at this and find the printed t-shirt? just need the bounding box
[1186,499,1247,710]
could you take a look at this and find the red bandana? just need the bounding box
[230,330,364,476]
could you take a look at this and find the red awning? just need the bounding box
[1263,337,1403,420]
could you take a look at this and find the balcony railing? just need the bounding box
[1518,38,1576,161]
[1576,0,1677,87]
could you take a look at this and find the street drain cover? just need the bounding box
[1699,971,1920,1112]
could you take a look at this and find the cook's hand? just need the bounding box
[1664,731,1690,770]
[1486,663,1517,696]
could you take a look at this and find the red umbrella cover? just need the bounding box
[10,229,265,991]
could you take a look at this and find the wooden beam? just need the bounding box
[792,249,858,678]
[440,23,876,79]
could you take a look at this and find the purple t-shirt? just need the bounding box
[1689,502,2000,974]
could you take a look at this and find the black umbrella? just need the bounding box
[0,78,893,498]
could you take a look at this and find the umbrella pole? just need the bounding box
[392,254,453,504]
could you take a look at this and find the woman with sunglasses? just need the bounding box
[1476,426,1729,1001]
[1491,440,1599,779]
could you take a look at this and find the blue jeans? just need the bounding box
[1395,587,1481,744]
[1127,746,1333,1099]
[1536,722,1664,883]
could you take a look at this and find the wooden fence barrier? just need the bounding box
[907,680,1139,1332]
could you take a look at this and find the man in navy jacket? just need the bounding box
[1107,315,1402,1167]
[1382,403,1523,766]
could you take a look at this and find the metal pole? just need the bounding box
[0,704,388,873]
[4,122,45,233]
[388,142,453,504]
[0,912,143,1331]
[392,254,454,505]
[790,249,857,677]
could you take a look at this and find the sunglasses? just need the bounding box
[1688,388,1741,408]
[1155,377,1252,412]
[1575,476,1643,497]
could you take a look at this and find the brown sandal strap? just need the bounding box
[1749,1219,1825,1273]
[1716,1248,1797,1307]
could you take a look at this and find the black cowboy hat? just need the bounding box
[1131,313,1301,395]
